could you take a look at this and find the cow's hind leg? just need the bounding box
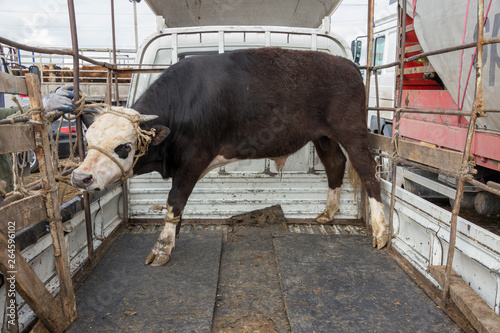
[314,137,346,223]
[335,133,388,249]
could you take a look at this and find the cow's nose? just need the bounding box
[72,172,94,189]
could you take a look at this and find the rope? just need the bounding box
[3,93,86,204]
[10,96,43,123]
[87,145,130,182]
[164,215,181,224]
[457,0,471,109]
[85,105,157,183]
[10,153,30,199]
[459,0,493,111]
[391,107,402,153]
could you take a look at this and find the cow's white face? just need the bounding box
[72,107,169,191]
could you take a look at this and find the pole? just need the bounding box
[133,0,139,51]
[362,0,375,229]
[388,0,407,249]
[67,0,95,263]
[111,0,120,105]
[442,0,485,302]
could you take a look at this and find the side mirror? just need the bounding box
[28,65,41,82]
[351,40,362,65]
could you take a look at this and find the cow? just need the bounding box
[116,67,133,83]
[71,47,389,266]
[80,65,107,83]
[42,64,61,82]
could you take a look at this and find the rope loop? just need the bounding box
[85,106,157,183]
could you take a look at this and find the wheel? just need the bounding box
[17,150,39,173]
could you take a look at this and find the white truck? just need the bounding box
[1,1,499,331]
[354,0,500,214]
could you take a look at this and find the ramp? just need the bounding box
[273,233,461,333]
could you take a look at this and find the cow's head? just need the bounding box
[71,107,169,191]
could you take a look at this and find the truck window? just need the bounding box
[373,36,385,74]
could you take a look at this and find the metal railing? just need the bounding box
[364,0,500,307]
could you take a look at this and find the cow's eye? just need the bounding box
[114,143,132,159]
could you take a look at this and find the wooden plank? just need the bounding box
[0,232,68,333]
[0,125,36,154]
[403,64,435,75]
[26,74,77,324]
[430,266,500,333]
[368,133,462,173]
[397,139,462,173]
[405,44,423,54]
[0,71,28,95]
[368,132,395,154]
[0,195,48,234]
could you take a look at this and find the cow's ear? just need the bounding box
[150,125,170,146]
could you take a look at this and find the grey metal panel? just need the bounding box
[5,186,124,331]
[145,0,342,28]
[380,179,500,314]
[128,170,360,220]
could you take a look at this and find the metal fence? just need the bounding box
[363,0,500,304]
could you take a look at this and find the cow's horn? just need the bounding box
[139,114,159,123]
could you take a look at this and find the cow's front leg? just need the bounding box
[144,160,209,266]
[145,205,179,266]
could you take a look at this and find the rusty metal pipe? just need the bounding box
[388,0,407,249]
[367,106,477,116]
[0,36,73,56]
[67,0,94,263]
[362,36,499,73]
[111,0,120,105]
[0,36,113,68]
[442,0,485,302]
[364,0,375,108]
[361,0,375,228]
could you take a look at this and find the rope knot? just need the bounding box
[85,106,157,183]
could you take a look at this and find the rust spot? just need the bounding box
[404,92,410,107]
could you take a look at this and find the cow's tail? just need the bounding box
[347,161,361,199]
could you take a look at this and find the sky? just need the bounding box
[0,0,367,52]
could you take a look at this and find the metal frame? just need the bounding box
[0,72,77,333]
[364,0,500,307]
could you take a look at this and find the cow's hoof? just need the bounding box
[144,251,171,266]
[315,210,334,224]
[372,233,388,249]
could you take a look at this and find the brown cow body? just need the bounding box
[72,48,389,266]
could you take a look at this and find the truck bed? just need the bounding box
[68,221,462,332]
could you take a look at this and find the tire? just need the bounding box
[17,150,39,173]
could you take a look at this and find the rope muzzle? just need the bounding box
[86,106,157,183]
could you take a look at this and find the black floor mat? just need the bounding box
[273,233,461,333]
[68,231,223,332]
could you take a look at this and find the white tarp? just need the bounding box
[406,0,500,132]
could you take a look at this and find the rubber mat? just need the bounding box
[212,226,291,332]
[273,233,461,333]
[68,231,223,332]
